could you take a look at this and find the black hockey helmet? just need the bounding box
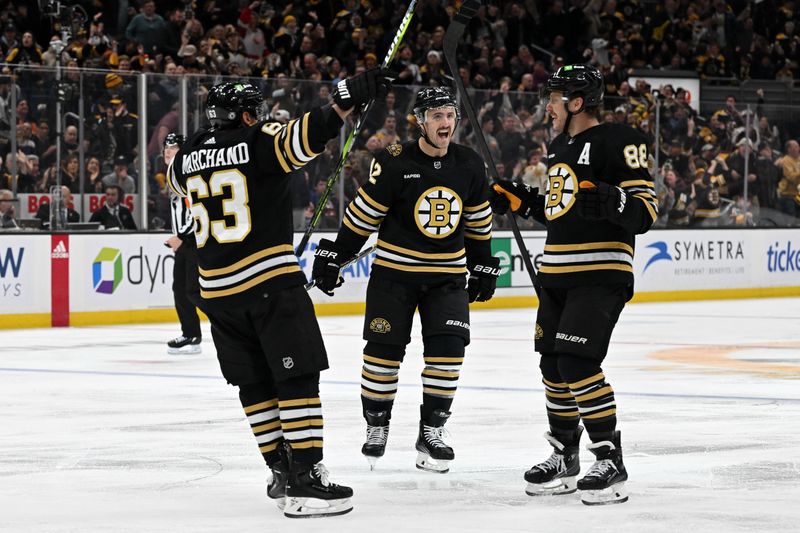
[542,64,604,112]
[413,86,461,123]
[163,132,186,149]
[205,82,266,128]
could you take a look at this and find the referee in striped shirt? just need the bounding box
[163,133,203,354]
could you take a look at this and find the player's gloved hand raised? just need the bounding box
[575,180,627,221]
[332,68,396,111]
[489,180,545,221]
[467,256,501,303]
[312,238,352,296]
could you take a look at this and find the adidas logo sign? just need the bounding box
[204,137,216,145]
[51,241,69,259]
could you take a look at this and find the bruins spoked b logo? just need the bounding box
[545,163,578,220]
[415,186,462,238]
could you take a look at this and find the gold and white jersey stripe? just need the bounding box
[198,244,301,299]
[373,239,468,275]
[342,189,389,237]
[268,113,324,173]
[463,200,492,241]
[620,179,658,224]
[539,241,634,275]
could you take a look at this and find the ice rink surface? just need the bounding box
[2,298,800,533]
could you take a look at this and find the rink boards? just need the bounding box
[1,229,799,328]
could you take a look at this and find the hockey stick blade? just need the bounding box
[443,0,538,287]
[305,244,377,291]
[295,1,418,256]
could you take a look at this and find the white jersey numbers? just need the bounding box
[187,169,252,248]
[623,144,648,169]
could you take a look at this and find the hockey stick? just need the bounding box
[442,0,538,287]
[295,1,418,256]
[305,244,377,291]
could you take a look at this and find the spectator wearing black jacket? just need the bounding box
[90,185,137,230]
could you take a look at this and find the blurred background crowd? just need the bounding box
[0,0,798,231]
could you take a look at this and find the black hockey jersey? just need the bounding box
[540,122,658,288]
[336,140,492,283]
[167,106,341,305]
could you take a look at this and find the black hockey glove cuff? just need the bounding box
[312,238,354,296]
[467,256,501,303]
[490,180,546,223]
[575,180,627,222]
[332,68,395,111]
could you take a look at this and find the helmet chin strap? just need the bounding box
[420,123,442,150]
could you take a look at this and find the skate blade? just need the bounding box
[525,476,577,496]
[270,496,286,511]
[167,345,201,355]
[580,482,628,506]
[415,452,450,474]
[365,455,379,471]
[283,497,353,518]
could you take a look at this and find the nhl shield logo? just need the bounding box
[434,160,441,169]
[282,356,295,369]
[369,318,391,334]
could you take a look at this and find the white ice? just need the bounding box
[2,298,800,533]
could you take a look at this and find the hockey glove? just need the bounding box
[332,68,395,111]
[490,180,546,222]
[312,238,353,296]
[467,256,501,303]
[575,180,627,221]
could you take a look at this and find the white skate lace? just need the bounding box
[366,425,388,446]
[312,463,331,487]
[534,452,564,473]
[584,459,615,478]
[423,426,450,448]
[169,336,188,344]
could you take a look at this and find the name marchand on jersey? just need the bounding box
[181,142,250,174]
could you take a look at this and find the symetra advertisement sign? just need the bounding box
[0,235,51,318]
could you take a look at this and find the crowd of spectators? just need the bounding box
[0,0,798,230]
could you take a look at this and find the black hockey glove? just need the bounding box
[467,256,501,303]
[575,180,627,221]
[490,180,545,221]
[311,238,353,296]
[332,68,395,111]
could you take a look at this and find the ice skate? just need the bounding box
[267,459,288,510]
[524,427,583,496]
[415,407,454,474]
[361,410,390,470]
[578,430,628,505]
[166,335,201,354]
[284,462,353,518]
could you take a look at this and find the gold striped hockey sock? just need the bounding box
[568,372,617,441]
[421,354,463,414]
[543,377,581,433]
[361,353,401,412]
[279,397,323,464]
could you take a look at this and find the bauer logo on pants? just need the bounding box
[369,317,391,334]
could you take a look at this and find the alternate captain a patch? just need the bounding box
[414,187,462,239]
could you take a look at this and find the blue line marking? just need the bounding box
[1,367,799,404]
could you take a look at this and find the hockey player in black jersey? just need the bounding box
[491,64,658,505]
[312,87,499,473]
[167,70,393,518]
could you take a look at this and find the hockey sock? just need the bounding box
[361,342,404,418]
[557,354,617,443]
[276,373,323,464]
[239,382,283,466]
[421,335,465,419]
[539,353,580,434]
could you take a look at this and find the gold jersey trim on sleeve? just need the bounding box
[464,200,490,212]
[543,241,634,255]
[343,216,374,237]
[359,189,389,213]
